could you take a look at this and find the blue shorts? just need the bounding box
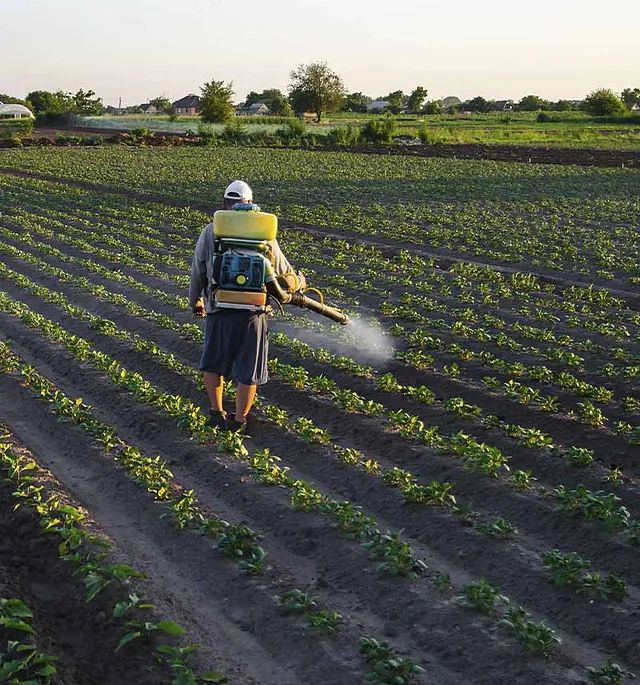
[199,311,269,385]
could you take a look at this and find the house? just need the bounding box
[172,94,200,116]
[139,103,159,115]
[369,100,390,112]
[440,96,462,112]
[492,100,514,112]
[237,102,272,116]
[631,103,640,112]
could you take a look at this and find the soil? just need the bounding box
[0,163,639,683]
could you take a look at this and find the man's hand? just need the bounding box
[278,271,307,293]
[192,299,206,317]
[295,270,307,292]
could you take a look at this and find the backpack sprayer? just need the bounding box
[211,204,350,326]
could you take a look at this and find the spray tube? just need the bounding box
[267,277,349,325]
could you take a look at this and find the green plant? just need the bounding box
[588,659,625,685]
[476,517,518,540]
[565,446,594,467]
[359,637,424,684]
[498,605,561,656]
[364,531,428,579]
[462,578,506,616]
[510,469,536,491]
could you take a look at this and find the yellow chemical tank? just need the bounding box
[213,210,278,241]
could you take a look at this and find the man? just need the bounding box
[189,180,298,432]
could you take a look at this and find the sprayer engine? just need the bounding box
[218,253,266,292]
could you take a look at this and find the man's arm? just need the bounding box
[189,225,210,312]
[271,238,306,292]
[270,239,293,276]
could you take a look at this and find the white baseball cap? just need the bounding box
[224,180,253,203]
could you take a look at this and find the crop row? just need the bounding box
[1,149,639,281]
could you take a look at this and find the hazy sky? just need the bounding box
[3,0,639,106]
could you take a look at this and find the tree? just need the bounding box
[342,92,372,113]
[25,89,102,117]
[553,99,574,111]
[150,96,173,114]
[243,89,291,115]
[288,62,345,122]
[199,79,234,123]
[26,90,73,116]
[518,94,546,111]
[0,93,32,110]
[423,100,443,115]
[463,96,489,113]
[582,88,626,116]
[383,90,407,114]
[72,89,102,115]
[621,87,640,109]
[407,87,428,112]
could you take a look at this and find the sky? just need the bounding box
[2,0,639,107]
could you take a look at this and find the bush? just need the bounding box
[131,127,152,138]
[582,89,626,117]
[54,133,83,146]
[0,118,33,135]
[360,115,397,143]
[275,118,307,145]
[326,125,360,145]
[2,133,23,148]
[196,123,217,146]
[221,120,249,144]
[247,130,281,146]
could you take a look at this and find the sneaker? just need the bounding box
[225,413,247,433]
[208,410,227,430]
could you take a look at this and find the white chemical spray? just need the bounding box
[284,314,395,367]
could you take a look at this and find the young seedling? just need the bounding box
[306,610,343,635]
[216,524,266,574]
[542,550,627,600]
[565,446,594,467]
[462,578,506,616]
[279,589,317,613]
[364,531,428,580]
[453,502,480,526]
[498,605,561,657]
[588,659,625,685]
[433,574,452,591]
[476,517,518,540]
[359,637,424,685]
[510,469,536,491]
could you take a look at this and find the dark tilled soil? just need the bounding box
[326,143,640,168]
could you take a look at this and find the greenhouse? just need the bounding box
[0,102,34,118]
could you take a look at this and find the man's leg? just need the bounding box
[235,383,257,421]
[204,372,225,413]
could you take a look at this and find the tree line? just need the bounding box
[5,63,640,123]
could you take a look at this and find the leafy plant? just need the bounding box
[498,605,561,656]
[359,637,424,684]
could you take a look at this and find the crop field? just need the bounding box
[0,146,639,684]
[73,112,640,149]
